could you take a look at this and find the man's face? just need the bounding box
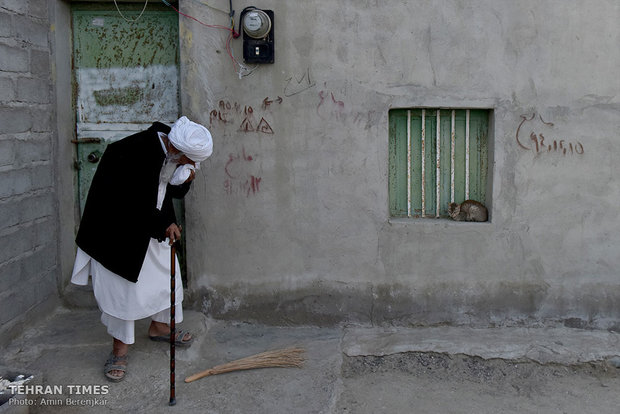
[168,145,196,167]
[177,154,195,167]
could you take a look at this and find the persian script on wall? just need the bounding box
[516,113,584,158]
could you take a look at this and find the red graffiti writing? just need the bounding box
[256,118,274,134]
[209,100,241,125]
[224,146,262,197]
[317,90,345,121]
[210,100,275,134]
[224,176,262,197]
[225,146,254,179]
[516,113,584,157]
[262,96,283,109]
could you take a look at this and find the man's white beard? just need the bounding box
[159,151,184,184]
[156,153,182,210]
[159,156,178,187]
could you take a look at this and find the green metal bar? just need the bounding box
[410,110,423,217]
[439,110,452,216]
[453,110,467,204]
[388,110,408,217]
[423,110,437,217]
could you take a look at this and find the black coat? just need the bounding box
[76,122,191,283]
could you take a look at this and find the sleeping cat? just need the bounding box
[448,200,488,222]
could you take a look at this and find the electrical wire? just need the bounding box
[163,1,232,31]
[161,0,258,78]
[192,0,230,16]
[114,0,149,23]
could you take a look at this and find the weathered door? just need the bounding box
[72,5,180,212]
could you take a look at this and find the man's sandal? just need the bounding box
[104,352,128,382]
[149,330,194,347]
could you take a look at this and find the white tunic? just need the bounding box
[71,238,183,321]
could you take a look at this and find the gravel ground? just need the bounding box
[338,352,620,414]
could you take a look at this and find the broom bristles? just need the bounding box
[185,347,305,383]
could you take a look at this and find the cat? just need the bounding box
[448,200,488,222]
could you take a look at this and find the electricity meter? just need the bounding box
[240,8,274,64]
[242,10,271,39]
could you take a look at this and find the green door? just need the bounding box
[72,5,180,212]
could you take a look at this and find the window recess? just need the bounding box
[389,108,489,218]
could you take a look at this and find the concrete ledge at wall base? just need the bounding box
[193,283,620,331]
[0,296,58,351]
[342,326,620,366]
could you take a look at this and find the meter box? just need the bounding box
[240,8,274,64]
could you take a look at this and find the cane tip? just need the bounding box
[169,397,176,406]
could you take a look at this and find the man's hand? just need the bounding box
[179,156,196,184]
[165,223,182,245]
[184,168,196,183]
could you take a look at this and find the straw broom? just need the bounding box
[185,347,305,383]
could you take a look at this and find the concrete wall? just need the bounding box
[0,0,62,345]
[180,0,620,329]
[5,0,612,336]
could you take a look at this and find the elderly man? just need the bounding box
[71,116,213,382]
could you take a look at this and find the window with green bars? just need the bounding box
[389,108,490,218]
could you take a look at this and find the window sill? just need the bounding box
[388,217,492,226]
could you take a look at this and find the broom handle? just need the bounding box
[184,356,303,383]
[169,243,176,406]
[184,347,305,383]
[185,369,217,383]
[185,365,248,383]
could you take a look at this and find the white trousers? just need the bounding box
[101,305,184,345]
[72,238,185,345]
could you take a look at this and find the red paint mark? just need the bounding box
[330,92,344,110]
[239,117,255,132]
[317,90,326,116]
[516,113,584,158]
[224,178,232,195]
[257,118,274,134]
[262,96,284,109]
[239,106,257,132]
[317,90,345,121]
[515,113,536,150]
[224,146,254,178]
[210,101,277,134]
[224,175,262,197]
[247,175,261,196]
[209,100,235,126]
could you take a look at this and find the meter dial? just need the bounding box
[242,10,272,39]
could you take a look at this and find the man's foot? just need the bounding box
[148,321,194,347]
[104,352,128,382]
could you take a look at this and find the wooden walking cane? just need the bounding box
[169,242,177,406]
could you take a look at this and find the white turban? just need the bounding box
[168,116,213,162]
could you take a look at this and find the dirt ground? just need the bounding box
[338,352,620,414]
